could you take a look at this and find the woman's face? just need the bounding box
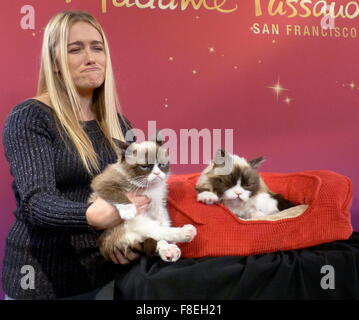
[66,21,106,96]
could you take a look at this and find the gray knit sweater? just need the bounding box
[2,99,131,299]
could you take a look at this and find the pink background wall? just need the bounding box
[1,0,358,299]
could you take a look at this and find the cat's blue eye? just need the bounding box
[158,163,167,168]
[140,165,150,170]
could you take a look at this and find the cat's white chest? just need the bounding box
[225,192,279,219]
[143,182,169,224]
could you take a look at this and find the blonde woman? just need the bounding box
[2,11,149,300]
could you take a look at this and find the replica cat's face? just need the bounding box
[208,150,264,202]
[116,139,170,188]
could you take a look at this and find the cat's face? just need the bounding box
[116,140,170,187]
[208,151,264,202]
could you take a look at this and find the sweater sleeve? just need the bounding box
[2,104,95,233]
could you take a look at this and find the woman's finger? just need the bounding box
[114,247,130,265]
[109,251,119,264]
[126,249,140,261]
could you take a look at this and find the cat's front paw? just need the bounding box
[197,191,219,205]
[181,224,197,242]
[158,243,181,262]
[115,203,137,220]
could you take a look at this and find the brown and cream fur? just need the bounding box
[89,136,196,262]
[196,149,307,219]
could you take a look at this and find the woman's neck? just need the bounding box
[78,94,95,121]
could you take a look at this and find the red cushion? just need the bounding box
[167,170,353,258]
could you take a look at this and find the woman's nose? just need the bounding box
[84,48,95,63]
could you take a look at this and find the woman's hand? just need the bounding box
[126,192,151,215]
[109,243,143,265]
[86,194,151,264]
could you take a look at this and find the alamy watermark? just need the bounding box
[20,265,35,290]
[123,121,235,175]
[320,265,335,290]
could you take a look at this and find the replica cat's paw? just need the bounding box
[115,203,137,220]
[158,243,181,262]
[197,191,219,205]
[181,224,197,242]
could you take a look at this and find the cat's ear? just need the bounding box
[214,149,228,166]
[249,156,265,169]
[113,140,130,160]
[151,130,165,146]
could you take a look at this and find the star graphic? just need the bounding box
[349,81,356,89]
[192,70,198,75]
[208,47,215,53]
[268,78,288,101]
[168,57,174,61]
[284,97,293,104]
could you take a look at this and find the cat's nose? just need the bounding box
[153,171,160,175]
[235,191,242,195]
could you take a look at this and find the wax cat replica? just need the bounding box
[88,135,197,262]
[196,149,301,219]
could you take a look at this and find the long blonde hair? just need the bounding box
[36,10,126,176]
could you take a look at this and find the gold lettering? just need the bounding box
[313,0,327,17]
[112,0,135,8]
[342,27,349,38]
[334,4,345,18]
[287,0,298,18]
[214,0,238,13]
[255,0,263,16]
[345,1,359,19]
[268,0,287,16]
[294,24,301,35]
[158,0,178,10]
[102,0,107,12]
[299,0,312,17]
[181,0,205,10]
[135,0,156,9]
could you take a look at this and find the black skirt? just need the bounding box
[114,232,359,300]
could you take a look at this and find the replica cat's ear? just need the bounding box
[214,149,227,166]
[151,130,165,146]
[249,156,265,169]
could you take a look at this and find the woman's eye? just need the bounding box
[93,47,103,51]
[69,48,80,53]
